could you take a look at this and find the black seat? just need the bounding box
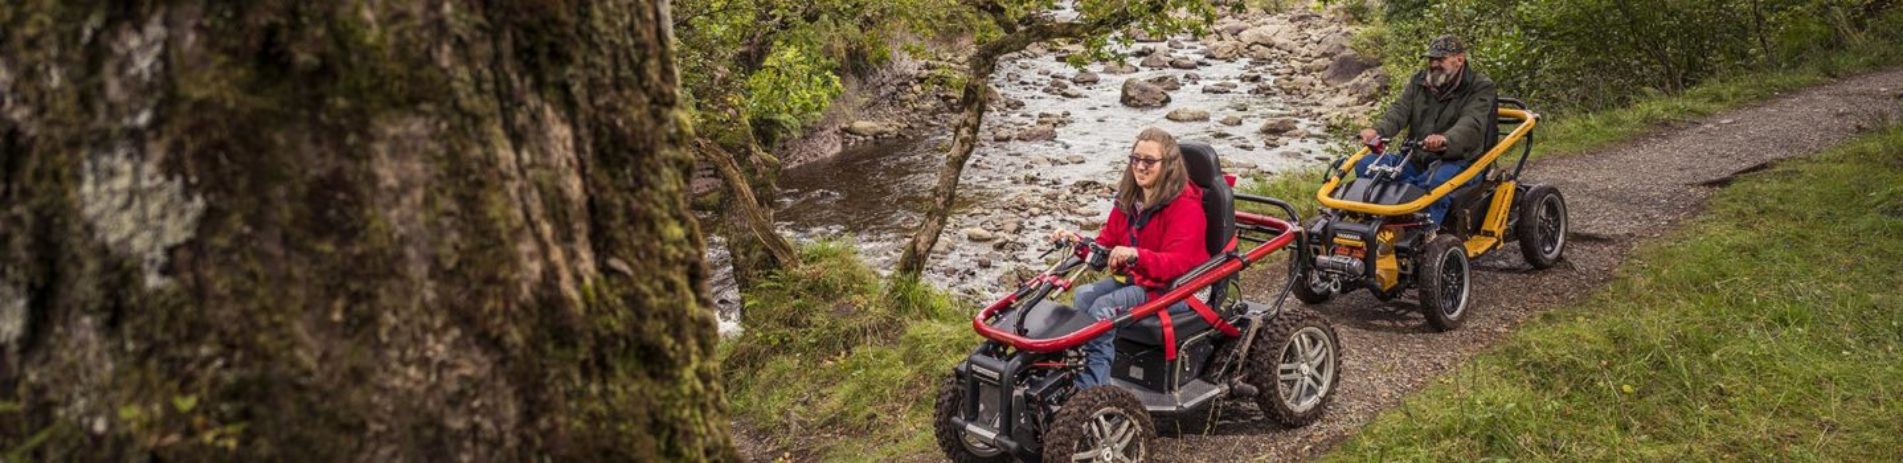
[1116,142,1230,347]
[1178,142,1234,255]
[1120,305,1213,346]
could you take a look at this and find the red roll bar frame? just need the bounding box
[971,212,1301,352]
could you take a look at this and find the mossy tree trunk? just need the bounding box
[0,1,735,461]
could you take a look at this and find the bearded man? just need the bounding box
[1355,34,1498,227]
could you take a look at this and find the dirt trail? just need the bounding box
[1151,68,1903,461]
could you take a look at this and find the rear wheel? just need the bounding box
[933,375,1010,463]
[1515,185,1568,269]
[1043,386,1153,463]
[1419,235,1471,331]
[1247,306,1340,427]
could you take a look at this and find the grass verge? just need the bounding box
[720,242,971,462]
[1323,124,1903,461]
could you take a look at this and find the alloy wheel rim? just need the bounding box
[1538,195,1565,257]
[1277,326,1336,413]
[1440,249,1468,318]
[1069,408,1143,463]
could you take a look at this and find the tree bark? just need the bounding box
[893,5,1159,279]
[0,1,734,461]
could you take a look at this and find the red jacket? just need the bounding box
[1094,184,1209,293]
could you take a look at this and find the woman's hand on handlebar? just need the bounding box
[1108,246,1139,268]
[1049,229,1083,246]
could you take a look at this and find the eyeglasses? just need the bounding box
[1128,155,1163,169]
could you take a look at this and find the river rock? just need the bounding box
[1058,87,1086,99]
[1240,25,1280,47]
[1166,108,1211,122]
[1141,54,1171,69]
[844,120,901,138]
[1220,115,1243,126]
[1065,154,1088,164]
[1208,41,1244,60]
[1319,31,1353,56]
[965,227,996,242]
[1248,45,1277,61]
[1073,71,1101,85]
[1324,53,1380,86]
[1017,124,1057,141]
[1170,58,1198,70]
[1120,79,1172,108]
[1202,82,1238,94]
[1101,62,1139,74]
[1259,117,1299,135]
[1303,57,1330,73]
[1145,75,1182,91]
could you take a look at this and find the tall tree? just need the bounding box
[0,1,733,461]
[893,0,1217,279]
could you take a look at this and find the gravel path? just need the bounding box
[1149,68,1903,462]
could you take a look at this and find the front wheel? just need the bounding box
[1247,306,1341,427]
[1291,265,1335,305]
[1419,235,1472,331]
[1042,386,1154,463]
[933,375,1011,463]
[1515,185,1568,269]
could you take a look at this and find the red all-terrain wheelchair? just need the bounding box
[934,143,1342,462]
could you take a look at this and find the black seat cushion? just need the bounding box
[1338,178,1427,206]
[1178,142,1235,254]
[1118,304,1213,346]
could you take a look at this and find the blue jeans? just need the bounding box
[1353,154,1470,225]
[1072,279,1189,389]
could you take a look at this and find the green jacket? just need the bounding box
[1373,68,1497,163]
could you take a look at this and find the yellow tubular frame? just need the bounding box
[1317,108,1539,215]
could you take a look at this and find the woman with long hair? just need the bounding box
[1050,127,1210,389]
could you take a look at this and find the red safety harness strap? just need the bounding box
[1158,310,1177,360]
[1186,298,1242,337]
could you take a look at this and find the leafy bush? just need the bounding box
[1365,0,1902,112]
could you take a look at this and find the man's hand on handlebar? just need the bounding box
[1423,133,1448,152]
[1359,128,1380,146]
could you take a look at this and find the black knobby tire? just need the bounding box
[1042,386,1153,463]
[1419,234,1471,331]
[933,375,1012,463]
[1515,184,1568,269]
[1246,306,1341,427]
[1290,264,1334,305]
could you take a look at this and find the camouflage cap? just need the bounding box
[1422,34,1465,58]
